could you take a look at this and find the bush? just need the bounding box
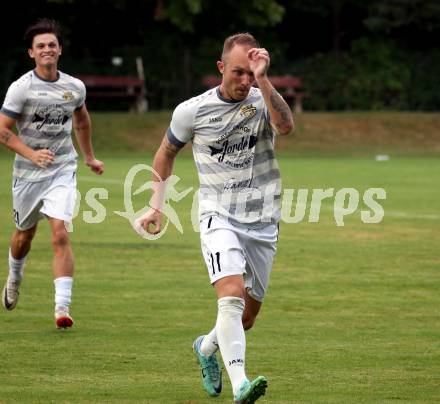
[408,49,440,111]
[298,38,413,110]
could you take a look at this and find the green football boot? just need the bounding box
[193,335,222,397]
[233,376,268,404]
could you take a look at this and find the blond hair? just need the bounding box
[221,33,260,62]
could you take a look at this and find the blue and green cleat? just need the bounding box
[234,376,268,404]
[193,335,222,397]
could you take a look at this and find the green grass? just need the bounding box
[0,150,439,403]
[84,111,440,156]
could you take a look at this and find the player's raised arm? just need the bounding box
[248,48,294,135]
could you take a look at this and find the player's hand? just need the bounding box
[86,158,104,175]
[31,149,55,169]
[134,208,163,235]
[248,48,270,79]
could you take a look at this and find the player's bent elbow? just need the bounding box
[277,121,294,136]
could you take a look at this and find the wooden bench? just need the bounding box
[201,74,307,113]
[77,75,148,112]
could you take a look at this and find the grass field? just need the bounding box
[0,113,439,403]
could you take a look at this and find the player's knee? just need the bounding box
[14,228,36,248]
[222,285,245,298]
[51,228,70,249]
[214,276,245,299]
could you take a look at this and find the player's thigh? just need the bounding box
[40,171,77,222]
[200,215,246,285]
[12,178,45,230]
[242,225,278,302]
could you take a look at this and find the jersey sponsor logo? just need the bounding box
[37,92,48,96]
[240,104,256,118]
[216,123,250,143]
[208,135,257,169]
[32,105,69,132]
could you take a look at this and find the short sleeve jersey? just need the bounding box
[1,70,86,182]
[168,86,281,227]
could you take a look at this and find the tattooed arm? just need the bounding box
[0,113,18,147]
[262,83,295,135]
[135,133,182,235]
[248,48,294,135]
[0,113,54,168]
[152,133,181,181]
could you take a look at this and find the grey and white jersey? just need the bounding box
[168,86,281,228]
[1,70,85,182]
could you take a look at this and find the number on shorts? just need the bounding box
[210,252,221,275]
[13,209,19,225]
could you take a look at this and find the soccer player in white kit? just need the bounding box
[136,33,293,402]
[0,19,104,328]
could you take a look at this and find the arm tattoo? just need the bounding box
[269,89,292,124]
[0,129,13,144]
[162,137,180,157]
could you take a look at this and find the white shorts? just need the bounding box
[12,171,77,231]
[200,215,278,302]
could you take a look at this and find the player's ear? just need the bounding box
[217,60,224,74]
[28,48,35,59]
[59,46,62,55]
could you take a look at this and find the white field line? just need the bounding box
[78,176,440,221]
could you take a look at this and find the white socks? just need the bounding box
[9,248,73,311]
[8,249,26,284]
[54,276,73,309]
[200,327,219,357]
[216,296,247,394]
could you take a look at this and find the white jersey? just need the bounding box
[1,70,86,182]
[168,86,281,228]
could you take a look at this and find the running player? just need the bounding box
[136,33,293,402]
[0,19,104,328]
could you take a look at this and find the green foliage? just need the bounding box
[298,38,412,110]
[408,49,440,110]
[163,0,203,33]
[241,0,285,27]
[365,0,440,32]
[162,0,284,33]
[346,38,411,109]
[1,0,439,110]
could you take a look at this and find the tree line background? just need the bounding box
[1,0,439,111]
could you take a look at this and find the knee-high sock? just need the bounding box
[216,296,247,394]
[201,327,219,357]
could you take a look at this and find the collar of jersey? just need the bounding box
[33,69,60,83]
[216,86,247,104]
